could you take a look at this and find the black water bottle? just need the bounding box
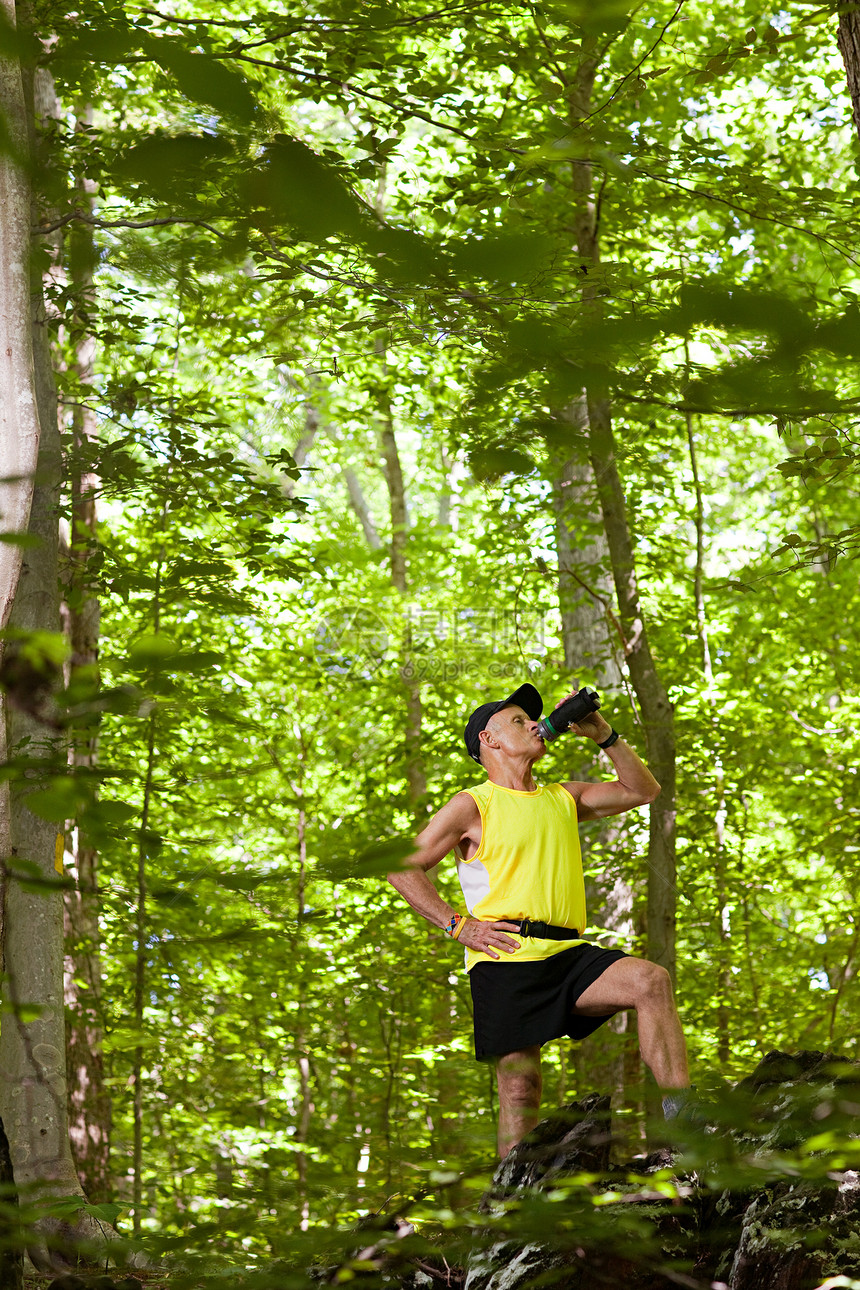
[537,688,601,743]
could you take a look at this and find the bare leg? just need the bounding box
[573,958,689,1089]
[494,1046,542,1159]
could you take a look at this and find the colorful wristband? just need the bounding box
[445,912,466,939]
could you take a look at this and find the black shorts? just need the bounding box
[469,942,628,1061]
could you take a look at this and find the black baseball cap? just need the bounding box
[464,683,543,763]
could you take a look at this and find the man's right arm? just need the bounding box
[386,792,521,961]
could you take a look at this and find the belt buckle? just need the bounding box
[520,917,532,937]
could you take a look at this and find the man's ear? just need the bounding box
[479,728,498,754]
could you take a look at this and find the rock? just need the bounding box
[46,1277,144,1290]
[465,1240,577,1290]
[726,1170,860,1290]
[460,1051,860,1290]
[482,1092,612,1205]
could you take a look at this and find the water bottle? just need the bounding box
[537,688,601,742]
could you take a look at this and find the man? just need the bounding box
[387,681,690,1159]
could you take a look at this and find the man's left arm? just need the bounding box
[560,703,660,820]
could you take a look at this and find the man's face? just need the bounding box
[482,703,544,763]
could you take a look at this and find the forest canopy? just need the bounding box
[1,0,860,1277]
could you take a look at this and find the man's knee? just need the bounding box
[496,1051,542,1108]
[499,1073,541,1110]
[634,962,675,1009]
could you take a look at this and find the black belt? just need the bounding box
[504,918,581,941]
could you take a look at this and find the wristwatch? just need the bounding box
[598,729,620,749]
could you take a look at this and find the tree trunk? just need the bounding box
[289,741,312,1232]
[549,399,639,1136]
[838,4,860,143]
[550,398,622,690]
[437,447,460,530]
[378,410,408,594]
[0,3,40,1162]
[566,46,677,981]
[0,181,83,1213]
[0,0,40,629]
[586,399,677,978]
[283,389,319,499]
[0,38,125,1269]
[0,5,79,1221]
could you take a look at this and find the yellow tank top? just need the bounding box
[457,780,586,970]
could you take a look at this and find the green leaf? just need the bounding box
[544,0,632,35]
[677,282,813,350]
[449,232,556,283]
[128,634,179,667]
[139,828,164,857]
[507,316,568,358]
[90,799,138,825]
[83,1201,128,1227]
[54,25,139,65]
[469,446,535,480]
[142,35,259,121]
[1,1000,45,1022]
[240,136,365,241]
[112,134,233,198]
[0,532,42,547]
[322,838,415,882]
[25,778,83,823]
[168,649,225,673]
[4,857,71,893]
[103,1027,152,1053]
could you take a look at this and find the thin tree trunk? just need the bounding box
[132,711,155,1236]
[587,399,677,976]
[289,389,382,548]
[325,423,382,549]
[292,764,311,1232]
[375,347,426,813]
[292,403,318,470]
[283,395,319,499]
[343,465,381,549]
[685,397,729,1062]
[62,114,111,1203]
[378,409,408,594]
[437,447,460,530]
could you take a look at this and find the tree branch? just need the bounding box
[33,211,228,237]
[136,1,489,34]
